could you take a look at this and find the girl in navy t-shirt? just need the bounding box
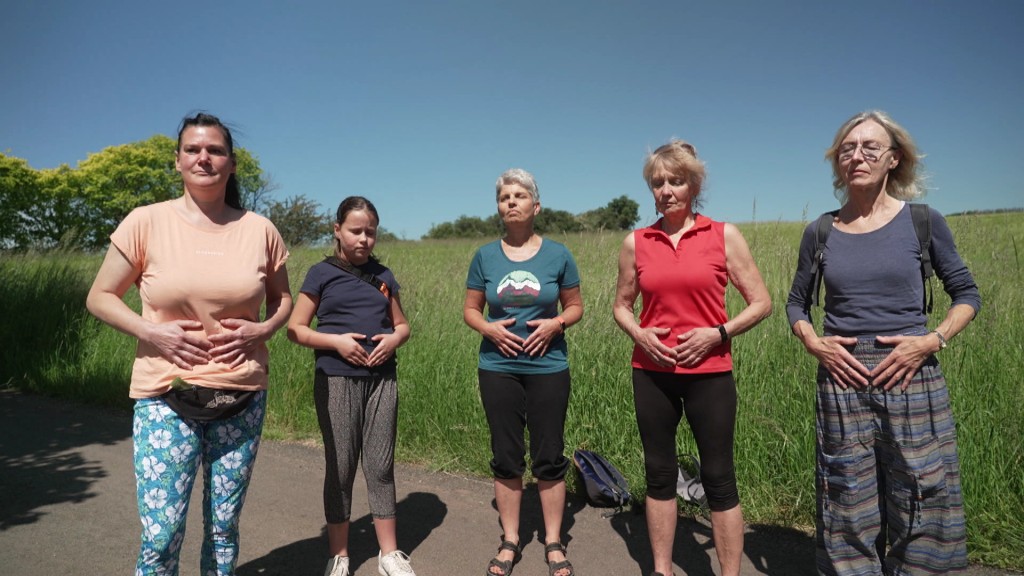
[287,196,416,576]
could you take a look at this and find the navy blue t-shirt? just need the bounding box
[786,204,980,336]
[299,259,400,376]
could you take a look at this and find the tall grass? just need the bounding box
[2,212,1021,568]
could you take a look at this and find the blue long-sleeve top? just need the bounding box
[786,204,980,336]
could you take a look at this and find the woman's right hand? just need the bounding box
[635,326,677,368]
[805,335,869,389]
[334,333,370,366]
[481,318,526,358]
[144,320,212,370]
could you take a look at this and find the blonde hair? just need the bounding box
[825,110,925,202]
[642,139,706,210]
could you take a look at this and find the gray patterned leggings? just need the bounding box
[314,372,398,523]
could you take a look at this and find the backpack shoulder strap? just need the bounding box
[809,210,838,309]
[908,203,934,313]
[323,256,392,300]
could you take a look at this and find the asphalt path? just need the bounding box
[0,390,1016,576]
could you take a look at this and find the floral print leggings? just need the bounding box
[132,391,265,576]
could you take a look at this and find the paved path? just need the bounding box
[0,390,1016,576]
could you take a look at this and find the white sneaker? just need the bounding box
[325,555,350,576]
[378,550,416,576]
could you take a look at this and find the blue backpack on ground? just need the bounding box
[572,449,631,517]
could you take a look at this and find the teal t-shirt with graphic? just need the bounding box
[466,238,580,374]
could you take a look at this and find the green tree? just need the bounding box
[425,215,501,239]
[234,148,277,215]
[30,165,97,249]
[602,195,640,230]
[0,153,40,249]
[75,135,180,248]
[579,195,640,231]
[535,208,582,234]
[266,194,332,247]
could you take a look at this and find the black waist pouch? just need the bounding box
[161,378,256,421]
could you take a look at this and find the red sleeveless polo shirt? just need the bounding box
[631,215,732,374]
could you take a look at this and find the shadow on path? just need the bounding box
[609,503,816,576]
[0,390,129,530]
[237,491,448,576]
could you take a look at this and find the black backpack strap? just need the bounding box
[323,256,391,300]
[323,256,394,326]
[809,210,838,310]
[909,203,933,314]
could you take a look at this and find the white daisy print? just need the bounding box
[217,424,242,444]
[147,404,167,423]
[141,456,166,481]
[170,443,193,464]
[214,501,235,522]
[221,451,243,470]
[165,500,186,525]
[143,487,168,510]
[175,472,192,495]
[141,516,162,538]
[213,474,238,497]
[148,429,172,450]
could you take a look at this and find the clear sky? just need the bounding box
[3,1,1021,239]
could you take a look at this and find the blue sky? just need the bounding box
[3,1,1021,240]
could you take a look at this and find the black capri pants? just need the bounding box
[633,368,740,511]
[479,368,571,481]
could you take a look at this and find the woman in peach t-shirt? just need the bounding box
[87,112,292,575]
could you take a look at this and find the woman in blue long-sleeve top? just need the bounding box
[786,110,980,576]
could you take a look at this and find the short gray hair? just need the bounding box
[495,168,540,203]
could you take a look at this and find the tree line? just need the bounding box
[425,195,640,239]
[2,135,640,250]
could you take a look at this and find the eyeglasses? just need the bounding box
[837,141,896,162]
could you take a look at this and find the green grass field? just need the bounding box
[2,212,1021,569]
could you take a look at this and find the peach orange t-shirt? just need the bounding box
[110,201,289,398]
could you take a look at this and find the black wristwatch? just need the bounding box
[716,324,729,343]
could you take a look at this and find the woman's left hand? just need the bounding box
[523,318,562,357]
[674,327,719,367]
[871,334,937,391]
[208,318,267,368]
[366,333,398,367]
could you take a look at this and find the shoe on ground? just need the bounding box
[378,550,416,576]
[325,555,350,576]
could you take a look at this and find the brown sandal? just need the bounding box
[544,542,575,576]
[486,538,520,576]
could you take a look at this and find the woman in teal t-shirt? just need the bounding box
[464,168,583,576]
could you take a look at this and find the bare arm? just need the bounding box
[722,223,772,335]
[674,223,773,366]
[612,232,675,368]
[286,291,370,366]
[86,244,211,370]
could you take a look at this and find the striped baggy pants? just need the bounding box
[815,338,967,576]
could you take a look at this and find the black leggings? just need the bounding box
[479,368,571,481]
[633,369,739,511]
